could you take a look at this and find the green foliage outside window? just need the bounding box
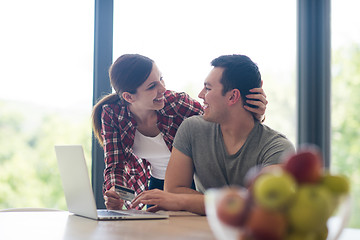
[331,44,360,228]
[0,102,91,210]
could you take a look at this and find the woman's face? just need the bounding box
[126,63,166,111]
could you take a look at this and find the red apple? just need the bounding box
[245,205,288,240]
[216,188,251,227]
[283,145,323,183]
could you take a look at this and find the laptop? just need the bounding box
[54,145,168,220]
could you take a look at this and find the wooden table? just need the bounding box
[1,210,360,240]
[0,210,216,240]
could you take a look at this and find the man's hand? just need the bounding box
[131,189,183,212]
[104,186,124,210]
[131,189,206,215]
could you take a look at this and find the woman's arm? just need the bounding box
[101,106,148,209]
[244,87,268,122]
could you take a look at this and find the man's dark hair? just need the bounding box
[211,54,261,105]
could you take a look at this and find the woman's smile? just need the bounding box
[154,96,165,103]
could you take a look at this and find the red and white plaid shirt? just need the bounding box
[101,90,203,208]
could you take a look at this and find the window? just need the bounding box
[331,0,360,228]
[0,0,94,209]
[113,0,297,144]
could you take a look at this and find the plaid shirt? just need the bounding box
[101,90,203,208]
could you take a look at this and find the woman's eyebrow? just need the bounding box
[146,80,159,88]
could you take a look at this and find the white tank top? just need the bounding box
[132,130,171,180]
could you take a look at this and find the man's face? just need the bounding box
[198,67,229,123]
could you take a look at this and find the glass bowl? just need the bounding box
[205,187,351,240]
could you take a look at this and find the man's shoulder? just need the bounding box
[257,122,288,138]
[178,116,215,134]
[183,115,210,125]
[256,123,294,149]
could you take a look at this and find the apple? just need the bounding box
[317,225,329,240]
[288,184,332,233]
[253,169,297,210]
[244,165,284,190]
[283,145,323,184]
[284,231,317,240]
[216,188,251,227]
[285,225,328,240]
[245,205,288,240]
[321,173,350,195]
[320,173,350,215]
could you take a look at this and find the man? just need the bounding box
[131,54,294,215]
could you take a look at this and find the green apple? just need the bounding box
[285,231,317,240]
[320,173,350,215]
[285,225,328,240]
[288,184,332,233]
[253,169,297,210]
[321,173,350,195]
[317,225,329,240]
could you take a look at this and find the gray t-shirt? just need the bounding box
[173,116,295,193]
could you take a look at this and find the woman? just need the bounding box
[92,54,267,210]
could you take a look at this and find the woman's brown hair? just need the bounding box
[91,54,154,145]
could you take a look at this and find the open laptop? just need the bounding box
[54,145,168,220]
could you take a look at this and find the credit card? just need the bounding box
[115,185,135,201]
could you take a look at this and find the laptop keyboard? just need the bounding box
[99,209,159,216]
[98,210,129,216]
[123,209,159,215]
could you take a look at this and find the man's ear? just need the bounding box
[228,89,241,106]
[122,92,134,103]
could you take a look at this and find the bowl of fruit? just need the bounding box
[205,145,351,240]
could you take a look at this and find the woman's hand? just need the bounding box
[104,186,124,210]
[244,85,268,122]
